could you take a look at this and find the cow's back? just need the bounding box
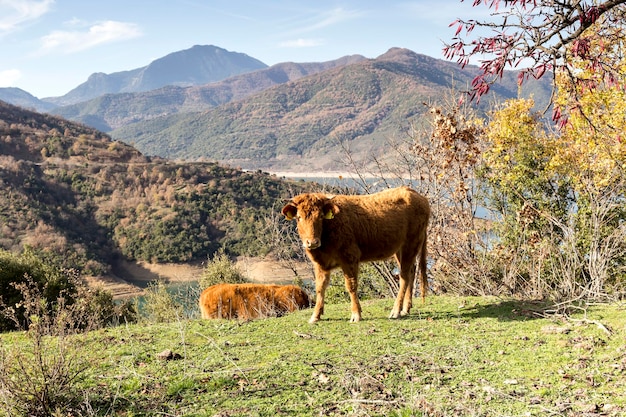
[321,187,429,262]
[199,283,309,319]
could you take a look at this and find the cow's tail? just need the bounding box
[418,229,428,304]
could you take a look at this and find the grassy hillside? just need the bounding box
[1,296,624,416]
[111,48,553,172]
[0,100,309,276]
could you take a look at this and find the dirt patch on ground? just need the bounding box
[87,257,312,299]
[236,257,312,284]
[83,275,146,299]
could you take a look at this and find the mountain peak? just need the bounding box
[0,88,56,112]
[45,45,268,106]
[377,47,433,63]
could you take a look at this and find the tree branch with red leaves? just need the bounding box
[444,0,626,107]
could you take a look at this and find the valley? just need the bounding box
[88,257,312,299]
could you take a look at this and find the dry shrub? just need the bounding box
[409,105,499,295]
[0,278,88,416]
[199,249,249,290]
[0,253,136,416]
[142,280,185,323]
[497,176,626,304]
[0,249,135,332]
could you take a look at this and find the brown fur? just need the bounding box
[282,186,430,323]
[199,283,310,320]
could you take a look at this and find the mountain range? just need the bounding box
[0,87,57,112]
[110,48,552,171]
[0,44,552,172]
[50,54,367,132]
[46,45,268,106]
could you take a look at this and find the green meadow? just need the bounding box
[1,296,624,416]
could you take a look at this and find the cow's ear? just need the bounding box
[323,202,338,219]
[282,203,298,220]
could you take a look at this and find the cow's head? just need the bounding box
[282,193,338,250]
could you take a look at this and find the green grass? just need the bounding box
[2,296,625,416]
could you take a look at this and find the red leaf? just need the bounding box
[534,64,546,79]
[455,23,464,36]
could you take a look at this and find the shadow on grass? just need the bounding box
[362,298,551,322]
[408,298,550,323]
[456,299,549,321]
[291,298,553,323]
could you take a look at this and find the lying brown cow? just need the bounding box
[199,283,310,320]
[282,186,430,323]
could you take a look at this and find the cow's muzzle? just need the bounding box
[303,238,321,250]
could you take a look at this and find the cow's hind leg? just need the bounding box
[400,262,417,316]
[389,253,417,319]
[341,264,362,323]
[310,264,331,323]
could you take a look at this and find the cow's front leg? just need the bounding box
[309,265,330,323]
[342,264,362,323]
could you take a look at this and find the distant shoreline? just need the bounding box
[269,171,400,179]
[270,171,357,178]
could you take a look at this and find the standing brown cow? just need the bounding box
[282,186,430,323]
[199,283,310,320]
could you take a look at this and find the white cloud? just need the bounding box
[401,1,495,24]
[0,69,22,87]
[298,7,362,33]
[39,20,142,54]
[63,17,88,28]
[279,38,324,48]
[0,0,53,34]
[276,7,361,48]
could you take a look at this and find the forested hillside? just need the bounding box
[0,100,306,277]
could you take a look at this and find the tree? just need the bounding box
[481,97,626,300]
[409,105,492,294]
[551,24,626,180]
[444,0,626,109]
[444,0,626,301]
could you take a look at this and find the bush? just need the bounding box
[0,248,136,332]
[198,249,249,290]
[0,248,76,332]
[0,275,88,416]
[71,285,137,329]
[141,281,184,323]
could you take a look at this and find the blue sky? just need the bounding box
[0,0,483,98]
